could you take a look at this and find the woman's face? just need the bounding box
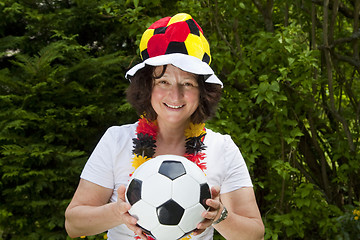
[151,64,200,127]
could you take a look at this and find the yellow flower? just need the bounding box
[80,236,86,239]
[355,216,359,221]
[103,233,108,239]
[179,233,193,239]
[353,209,360,216]
[185,123,205,138]
[132,154,150,170]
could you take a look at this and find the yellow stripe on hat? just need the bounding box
[199,32,211,63]
[184,34,205,61]
[167,13,192,26]
[140,29,155,53]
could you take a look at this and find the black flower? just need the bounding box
[185,133,207,154]
[132,133,156,158]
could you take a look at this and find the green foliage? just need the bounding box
[0,42,135,239]
[264,183,341,239]
[203,1,360,239]
[334,205,360,240]
[0,1,141,238]
[1,0,360,239]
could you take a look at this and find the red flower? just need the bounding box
[185,152,207,171]
[134,235,155,240]
[137,118,158,139]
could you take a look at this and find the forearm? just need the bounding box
[65,202,123,238]
[213,209,264,240]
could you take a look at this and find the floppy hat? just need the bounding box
[125,13,223,87]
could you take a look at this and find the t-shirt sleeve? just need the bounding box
[80,127,117,189]
[220,135,253,194]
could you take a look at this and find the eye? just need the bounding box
[183,80,198,88]
[155,79,169,85]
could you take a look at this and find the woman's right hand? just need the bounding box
[65,180,148,239]
[116,185,148,240]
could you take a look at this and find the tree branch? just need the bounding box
[212,0,240,58]
[307,111,331,197]
[333,52,360,68]
[252,0,274,32]
[321,0,335,198]
[317,30,360,68]
[353,0,360,60]
[322,0,356,154]
[328,0,340,44]
[312,0,354,19]
[333,30,360,46]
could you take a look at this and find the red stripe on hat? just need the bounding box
[147,34,169,57]
[148,16,171,29]
[166,21,190,42]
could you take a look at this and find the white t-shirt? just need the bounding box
[80,123,253,240]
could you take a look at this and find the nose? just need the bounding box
[169,83,184,101]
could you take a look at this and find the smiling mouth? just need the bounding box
[164,103,185,109]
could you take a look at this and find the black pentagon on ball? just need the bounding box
[158,160,186,180]
[126,178,142,205]
[157,199,185,225]
[200,183,211,209]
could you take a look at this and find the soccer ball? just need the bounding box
[125,154,211,240]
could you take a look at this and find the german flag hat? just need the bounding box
[125,13,223,87]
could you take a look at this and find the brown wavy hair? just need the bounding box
[126,65,222,124]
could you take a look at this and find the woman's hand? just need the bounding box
[66,179,148,238]
[193,186,222,236]
[116,185,148,240]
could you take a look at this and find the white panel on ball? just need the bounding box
[142,174,172,207]
[172,174,200,208]
[134,159,163,181]
[179,203,206,233]
[151,224,184,240]
[129,200,159,231]
[182,160,207,184]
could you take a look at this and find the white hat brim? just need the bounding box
[125,53,223,87]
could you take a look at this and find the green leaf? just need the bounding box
[133,0,139,8]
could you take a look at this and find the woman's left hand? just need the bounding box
[193,185,222,236]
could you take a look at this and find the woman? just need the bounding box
[65,13,264,240]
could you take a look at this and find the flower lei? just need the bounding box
[131,115,207,174]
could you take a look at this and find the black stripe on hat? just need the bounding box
[165,42,188,55]
[202,52,210,64]
[185,19,200,36]
[154,27,167,35]
[141,49,150,60]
